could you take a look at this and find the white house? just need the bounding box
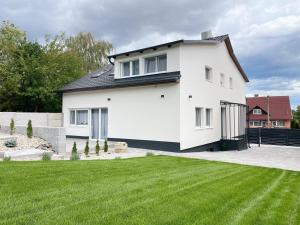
[60,32,249,151]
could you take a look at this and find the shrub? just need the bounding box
[104,140,108,153]
[3,156,11,162]
[27,120,33,138]
[70,152,80,161]
[84,141,89,156]
[146,152,154,157]
[5,139,17,148]
[95,140,100,155]
[72,142,77,154]
[42,152,51,161]
[10,118,15,135]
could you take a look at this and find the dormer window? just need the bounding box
[145,54,167,74]
[121,59,140,77]
[253,109,262,115]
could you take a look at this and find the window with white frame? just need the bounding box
[132,60,139,75]
[70,109,88,125]
[121,59,140,77]
[220,73,225,87]
[272,120,284,127]
[253,108,262,115]
[195,107,203,128]
[206,108,213,127]
[250,121,262,127]
[205,66,213,82]
[145,54,167,74]
[70,110,76,125]
[229,77,233,89]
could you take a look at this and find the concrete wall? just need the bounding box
[1,125,66,154]
[0,112,63,127]
[63,83,180,143]
[179,42,246,150]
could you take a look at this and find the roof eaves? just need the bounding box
[108,40,184,59]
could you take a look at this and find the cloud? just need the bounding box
[0,0,299,107]
[247,77,300,109]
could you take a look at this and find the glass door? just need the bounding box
[91,109,100,139]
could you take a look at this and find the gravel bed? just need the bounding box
[0,132,51,152]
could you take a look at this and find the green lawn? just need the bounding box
[0,156,300,225]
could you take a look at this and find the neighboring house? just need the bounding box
[246,95,292,128]
[59,31,249,151]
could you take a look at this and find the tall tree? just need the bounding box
[65,32,113,73]
[0,22,113,112]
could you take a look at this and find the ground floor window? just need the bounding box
[272,120,284,127]
[195,107,203,128]
[70,109,88,125]
[206,108,213,127]
[249,120,263,127]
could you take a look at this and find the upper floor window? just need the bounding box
[145,54,167,74]
[121,60,140,77]
[229,77,233,89]
[253,109,262,115]
[205,66,213,82]
[220,73,225,87]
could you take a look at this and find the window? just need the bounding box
[250,121,262,127]
[277,121,284,127]
[158,55,167,71]
[121,60,140,77]
[253,109,262,115]
[70,109,88,125]
[220,73,225,87]
[272,121,284,127]
[205,66,212,82]
[132,60,139,75]
[70,110,76,125]
[145,54,167,74]
[76,110,88,125]
[195,107,203,128]
[206,108,213,127]
[229,77,233,89]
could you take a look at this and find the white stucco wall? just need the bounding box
[179,42,246,150]
[63,83,180,143]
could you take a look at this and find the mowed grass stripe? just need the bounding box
[0,156,299,225]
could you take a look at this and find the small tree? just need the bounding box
[72,142,77,154]
[84,141,89,156]
[27,120,33,138]
[104,140,108,153]
[10,118,15,135]
[95,140,100,155]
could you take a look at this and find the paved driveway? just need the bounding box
[65,138,300,172]
[129,144,300,172]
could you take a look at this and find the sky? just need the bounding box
[1,0,299,109]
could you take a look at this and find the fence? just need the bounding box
[248,128,300,147]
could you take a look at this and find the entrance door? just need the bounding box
[91,109,100,139]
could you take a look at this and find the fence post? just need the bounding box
[258,128,261,147]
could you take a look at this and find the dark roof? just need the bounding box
[108,35,249,82]
[247,96,292,120]
[59,64,180,93]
